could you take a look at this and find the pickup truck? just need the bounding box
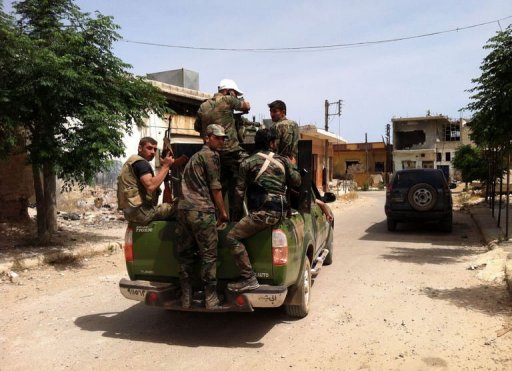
[119,140,335,318]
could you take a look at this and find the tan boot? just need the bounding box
[204,284,221,309]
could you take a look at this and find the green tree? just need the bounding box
[465,24,512,150]
[0,0,167,243]
[452,145,488,188]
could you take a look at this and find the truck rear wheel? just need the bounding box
[285,258,311,318]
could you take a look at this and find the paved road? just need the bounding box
[1,191,511,370]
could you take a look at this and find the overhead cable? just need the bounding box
[122,15,512,53]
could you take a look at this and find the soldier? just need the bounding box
[226,128,302,292]
[268,100,299,160]
[117,137,175,224]
[194,79,251,219]
[176,124,229,309]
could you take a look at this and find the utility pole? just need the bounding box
[324,99,342,192]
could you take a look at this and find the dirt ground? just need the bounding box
[1,190,512,370]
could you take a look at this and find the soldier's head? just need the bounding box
[218,78,243,97]
[255,128,277,151]
[268,100,286,122]
[138,137,158,161]
[205,124,227,151]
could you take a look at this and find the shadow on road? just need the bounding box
[75,303,289,348]
[360,211,483,248]
[380,246,487,265]
[421,285,512,316]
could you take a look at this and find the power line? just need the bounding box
[122,15,512,53]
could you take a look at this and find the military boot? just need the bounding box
[227,275,260,292]
[204,284,221,309]
[180,280,193,309]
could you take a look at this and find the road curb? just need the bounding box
[468,206,512,296]
[0,241,123,275]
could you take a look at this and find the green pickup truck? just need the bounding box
[119,140,335,318]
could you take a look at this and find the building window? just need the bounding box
[436,152,442,162]
[444,123,460,141]
[375,162,384,172]
[445,152,451,161]
[422,161,434,169]
[402,160,416,169]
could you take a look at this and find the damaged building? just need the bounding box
[391,114,471,180]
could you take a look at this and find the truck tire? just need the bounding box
[324,239,333,266]
[285,258,311,318]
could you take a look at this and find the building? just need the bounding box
[333,141,391,187]
[391,114,471,180]
[299,125,346,190]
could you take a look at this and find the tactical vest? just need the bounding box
[117,155,155,210]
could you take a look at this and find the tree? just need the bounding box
[452,145,487,188]
[0,0,167,243]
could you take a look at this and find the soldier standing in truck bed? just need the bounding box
[194,79,251,219]
[176,124,229,309]
[268,99,299,161]
[225,128,302,292]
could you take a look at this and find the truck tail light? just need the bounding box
[272,229,288,266]
[124,226,134,262]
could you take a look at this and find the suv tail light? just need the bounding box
[124,226,134,262]
[272,229,288,266]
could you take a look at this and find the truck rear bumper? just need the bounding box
[119,278,288,313]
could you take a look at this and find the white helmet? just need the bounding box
[218,78,243,96]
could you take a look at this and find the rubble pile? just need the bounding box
[57,185,125,229]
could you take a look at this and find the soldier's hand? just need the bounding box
[217,211,229,225]
[241,100,251,112]
[161,152,175,167]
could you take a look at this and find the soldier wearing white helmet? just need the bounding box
[193,79,251,219]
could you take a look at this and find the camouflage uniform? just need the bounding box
[117,155,175,225]
[274,118,299,159]
[226,150,301,279]
[176,145,222,286]
[194,93,248,217]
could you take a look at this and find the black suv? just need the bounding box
[385,169,454,232]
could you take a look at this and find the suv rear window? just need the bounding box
[393,171,445,188]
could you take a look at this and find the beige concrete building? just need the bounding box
[391,115,471,180]
[333,141,391,187]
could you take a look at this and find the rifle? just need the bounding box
[162,114,189,203]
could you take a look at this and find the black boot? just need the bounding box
[227,275,259,292]
[180,279,192,309]
[204,284,221,309]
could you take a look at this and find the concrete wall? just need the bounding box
[0,153,33,221]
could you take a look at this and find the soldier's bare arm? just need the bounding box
[211,189,229,224]
[139,153,174,193]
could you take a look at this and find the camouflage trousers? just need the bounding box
[175,209,218,285]
[225,209,282,278]
[123,202,177,225]
[220,150,248,220]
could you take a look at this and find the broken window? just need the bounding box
[375,162,384,172]
[402,160,416,169]
[395,130,426,150]
[422,161,434,168]
[444,123,460,141]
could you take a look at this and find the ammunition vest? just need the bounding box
[117,155,155,210]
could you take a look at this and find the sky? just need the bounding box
[4,1,512,143]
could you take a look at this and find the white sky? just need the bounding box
[5,1,512,143]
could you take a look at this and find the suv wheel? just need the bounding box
[387,217,397,231]
[439,213,453,233]
[408,183,437,211]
